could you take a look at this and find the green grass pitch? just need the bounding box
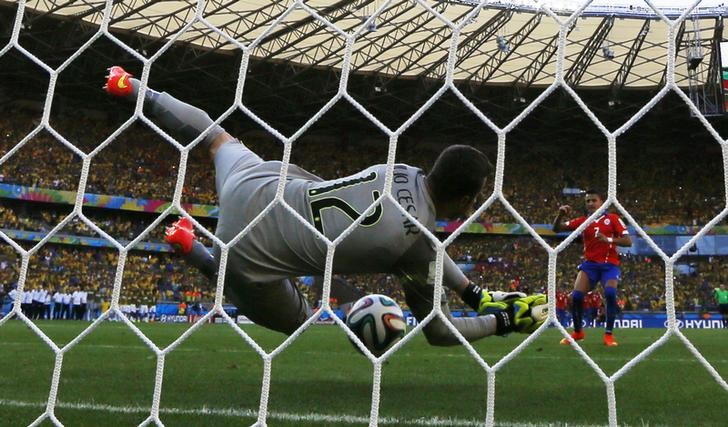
[1,320,727,426]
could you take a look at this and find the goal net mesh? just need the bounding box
[1,0,727,426]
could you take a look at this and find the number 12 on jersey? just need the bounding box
[309,191,382,234]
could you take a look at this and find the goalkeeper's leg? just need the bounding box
[106,67,225,144]
[104,66,262,190]
[174,254,310,335]
[165,219,310,334]
[132,84,263,195]
[224,276,311,335]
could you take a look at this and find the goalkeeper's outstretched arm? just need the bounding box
[398,273,501,346]
[394,238,526,315]
[398,272,547,346]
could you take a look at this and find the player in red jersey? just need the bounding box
[553,190,632,346]
[582,291,594,326]
[587,291,603,327]
[555,287,570,327]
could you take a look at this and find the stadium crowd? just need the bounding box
[0,201,216,247]
[0,243,212,320]
[1,110,724,225]
[1,231,725,318]
[447,236,726,313]
[1,109,727,319]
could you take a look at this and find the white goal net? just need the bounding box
[1,0,728,426]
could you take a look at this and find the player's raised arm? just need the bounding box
[552,205,572,233]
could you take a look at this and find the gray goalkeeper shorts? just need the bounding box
[212,140,310,335]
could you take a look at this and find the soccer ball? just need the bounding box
[530,303,549,323]
[346,294,406,357]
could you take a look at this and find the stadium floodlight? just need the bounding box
[687,46,704,71]
[364,15,377,32]
[602,42,615,60]
[496,35,510,53]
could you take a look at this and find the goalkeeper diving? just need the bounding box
[104,66,547,345]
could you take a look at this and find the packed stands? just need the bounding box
[1,108,726,317]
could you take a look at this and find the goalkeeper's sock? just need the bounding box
[461,282,483,312]
[126,77,158,102]
[185,240,218,280]
[571,290,584,333]
[604,286,617,334]
[129,77,226,147]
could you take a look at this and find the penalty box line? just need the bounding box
[0,398,605,427]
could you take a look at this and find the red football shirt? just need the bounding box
[588,291,603,308]
[555,291,568,310]
[565,213,628,265]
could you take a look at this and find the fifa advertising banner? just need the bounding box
[1,298,725,329]
[403,311,727,329]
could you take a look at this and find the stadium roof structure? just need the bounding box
[3,1,728,137]
[8,0,728,89]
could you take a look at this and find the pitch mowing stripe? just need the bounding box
[0,398,609,427]
[2,341,725,364]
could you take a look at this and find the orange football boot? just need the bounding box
[165,217,196,255]
[104,66,134,97]
[559,330,585,345]
[603,333,619,347]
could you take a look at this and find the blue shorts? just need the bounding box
[578,261,621,289]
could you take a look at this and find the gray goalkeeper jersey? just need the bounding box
[215,161,466,290]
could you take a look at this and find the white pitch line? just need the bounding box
[0,398,614,427]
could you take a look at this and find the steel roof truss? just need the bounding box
[423,9,513,80]
[609,19,650,101]
[256,0,361,60]
[352,1,437,71]
[512,22,574,91]
[468,12,542,83]
[564,16,614,86]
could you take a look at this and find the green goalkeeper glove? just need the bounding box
[478,290,527,314]
[512,294,548,333]
[492,294,548,335]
